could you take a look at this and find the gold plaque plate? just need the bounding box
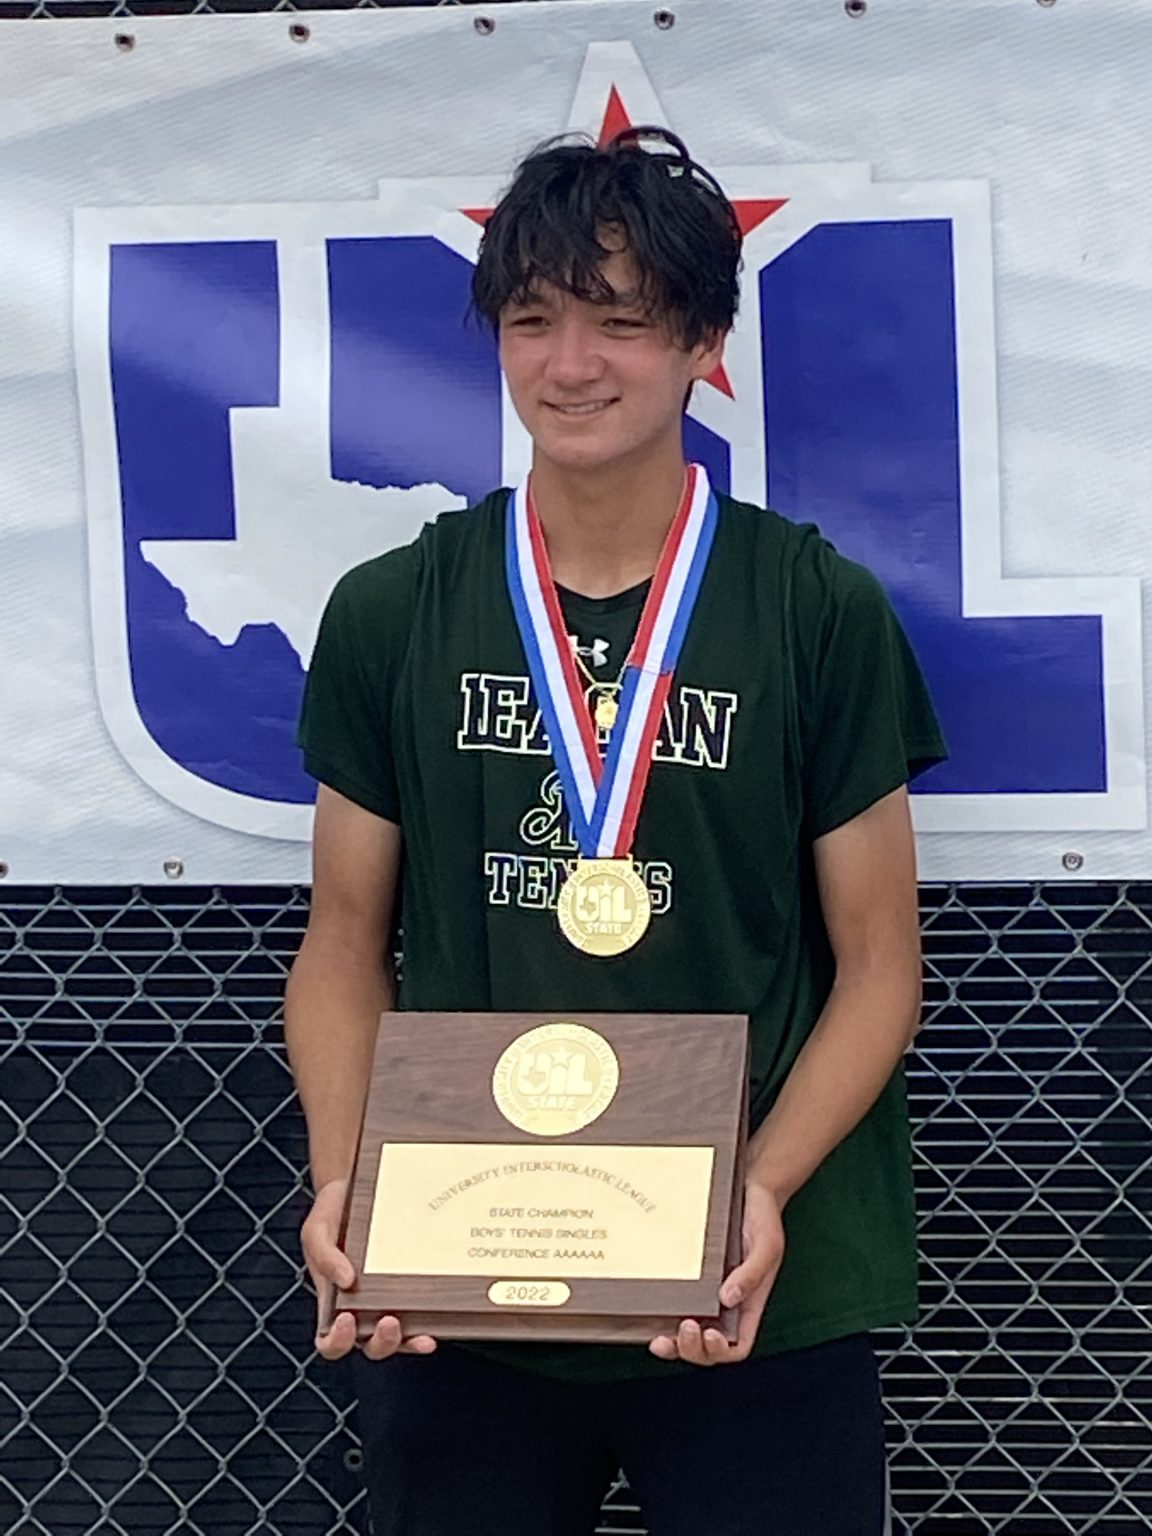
[363,1142,715,1281]
[556,858,652,956]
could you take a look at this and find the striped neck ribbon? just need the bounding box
[504,463,719,859]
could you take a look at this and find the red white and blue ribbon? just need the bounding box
[505,463,718,859]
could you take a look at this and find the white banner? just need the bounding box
[1,0,1150,883]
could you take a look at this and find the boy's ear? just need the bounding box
[690,326,728,383]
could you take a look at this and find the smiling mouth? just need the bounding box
[545,399,618,417]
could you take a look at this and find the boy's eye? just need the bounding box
[604,316,647,331]
[509,315,547,329]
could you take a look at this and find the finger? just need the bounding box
[315,1276,337,1337]
[303,1227,355,1285]
[649,1333,679,1360]
[399,1334,438,1355]
[675,1319,711,1367]
[701,1327,733,1363]
[315,1310,358,1360]
[719,1242,781,1309]
[362,1315,403,1361]
[306,1240,356,1293]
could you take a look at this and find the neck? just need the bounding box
[530,445,688,599]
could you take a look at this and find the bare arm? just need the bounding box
[652,785,923,1365]
[285,785,434,1359]
[285,784,400,1191]
[744,783,923,1202]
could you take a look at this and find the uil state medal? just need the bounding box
[557,858,651,957]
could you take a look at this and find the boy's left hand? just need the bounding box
[649,1177,785,1366]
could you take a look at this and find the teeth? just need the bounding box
[552,401,612,415]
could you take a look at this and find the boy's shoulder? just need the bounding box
[327,490,508,608]
[714,489,888,612]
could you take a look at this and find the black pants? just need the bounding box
[352,1333,890,1535]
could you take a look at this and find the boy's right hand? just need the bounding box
[302,1176,438,1361]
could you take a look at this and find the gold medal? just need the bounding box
[556,858,652,957]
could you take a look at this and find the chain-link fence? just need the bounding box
[2,882,1150,1534]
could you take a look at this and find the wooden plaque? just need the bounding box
[333,1011,749,1345]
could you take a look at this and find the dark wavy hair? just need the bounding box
[471,127,742,348]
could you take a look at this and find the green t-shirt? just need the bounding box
[298,487,947,1383]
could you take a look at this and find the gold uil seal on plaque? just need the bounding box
[492,1022,620,1136]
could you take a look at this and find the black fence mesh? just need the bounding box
[2,882,1150,1534]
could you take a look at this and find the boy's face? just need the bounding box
[498,242,725,476]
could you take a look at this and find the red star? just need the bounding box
[463,89,787,399]
[597,85,632,148]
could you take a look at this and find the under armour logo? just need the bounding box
[569,634,611,669]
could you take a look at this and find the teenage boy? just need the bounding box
[285,127,946,1536]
